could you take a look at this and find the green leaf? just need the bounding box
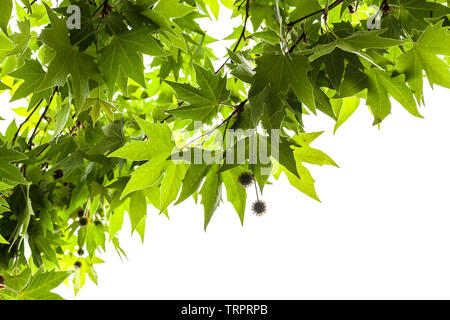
[109,204,125,240]
[8,19,31,58]
[0,143,28,186]
[0,0,13,35]
[221,167,247,225]
[17,267,71,300]
[226,48,255,83]
[333,97,360,133]
[367,69,421,125]
[53,102,70,138]
[39,4,99,109]
[164,104,218,122]
[0,234,9,244]
[323,49,346,92]
[83,98,117,124]
[396,22,450,103]
[129,191,147,241]
[293,147,338,167]
[309,30,405,64]
[277,136,301,178]
[200,165,222,230]
[394,0,450,34]
[291,131,324,147]
[110,117,175,162]
[166,64,230,108]
[20,0,32,13]
[159,161,187,212]
[176,164,210,204]
[9,59,47,102]
[121,158,167,199]
[154,0,194,18]
[204,0,220,19]
[334,64,369,98]
[99,26,167,91]
[251,54,316,114]
[276,161,320,202]
[86,223,106,257]
[0,80,10,90]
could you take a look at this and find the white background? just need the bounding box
[1,6,450,300]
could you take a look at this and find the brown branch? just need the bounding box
[181,99,248,148]
[287,0,344,29]
[11,98,44,146]
[288,31,306,54]
[215,0,250,74]
[160,115,173,123]
[28,87,58,150]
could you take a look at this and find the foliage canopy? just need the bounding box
[0,0,449,299]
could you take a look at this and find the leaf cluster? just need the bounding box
[0,0,448,298]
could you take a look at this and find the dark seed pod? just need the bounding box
[79,216,89,227]
[348,4,355,14]
[0,275,5,290]
[77,249,84,256]
[252,200,267,216]
[237,172,254,188]
[52,169,64,180]
[94,220,103,227]
[74,261,82,269]
[381,0,390,14]
[77,209,85,217]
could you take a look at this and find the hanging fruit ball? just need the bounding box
[79,216,89,227]
[252,200,267,216]
[237,172,254,188]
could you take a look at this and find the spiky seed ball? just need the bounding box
[252,200,267,216]
[77,249,84,256]
[0,275,5,290]
[52,169,64,180]
[238,172,254,188]
[79,216,89,227]
[74,261,82,269]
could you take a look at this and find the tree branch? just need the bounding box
[28,87,58,150]
[181,99,248,149]
[287,0,344,29]
[11,98,44,146]
[288,31,307,54]
[215,0,250,74]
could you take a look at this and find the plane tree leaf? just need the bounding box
[396,21,450,102]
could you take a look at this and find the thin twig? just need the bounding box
[160,115,174,123]
[92,0,109,17]
[28,87,58,150]
[288,31,306,54]
[181,99,247,149]
[11,98,44,146]
[214,0,250,74]
[287,0,344,29]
